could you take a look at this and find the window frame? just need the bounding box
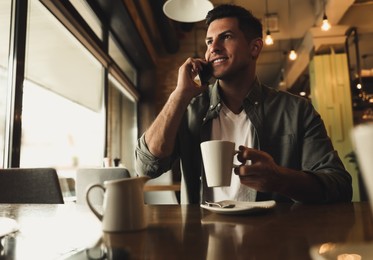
[5,0,142,167]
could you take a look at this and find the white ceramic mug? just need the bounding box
[86,176,150,232]
[351,123,373,210]
[200,140,238,187]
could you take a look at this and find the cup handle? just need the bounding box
[233,150,240,168]
[86,184,105,221]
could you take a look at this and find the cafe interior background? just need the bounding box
[0,0,372,204]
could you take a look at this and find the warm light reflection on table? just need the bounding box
[0,202,373,259]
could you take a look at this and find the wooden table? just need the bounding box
[1,202,373,259]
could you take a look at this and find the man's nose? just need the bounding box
[208,39,221,54]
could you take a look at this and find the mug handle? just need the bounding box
[233,150,252,168]
[86,184,105,221]
[233,150,241,168]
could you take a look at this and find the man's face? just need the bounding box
[205,17,255,80]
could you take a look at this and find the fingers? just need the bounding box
[175,58,209,98]
[234,164,264,191]
[237,146,273,163]
[183,57,207,76]
[179,58,208,84]
[234,163,265,176]
[234,147,279,192]
[234,146,275,177]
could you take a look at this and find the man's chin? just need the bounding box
[214,74,229,81]
[213,73,224,80]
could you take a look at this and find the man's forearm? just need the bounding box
[276,167,324,203]
[145,91,191,158]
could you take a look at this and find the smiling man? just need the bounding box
[135,4,352,204]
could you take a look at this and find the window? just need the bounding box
[2,0,140,189]
[69,0,103,40]
[109,33,137,85]
[21,0,106,176]
[107,74,137,174]
[0,0,12,167]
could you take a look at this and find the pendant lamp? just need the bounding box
[265,29,274,45]
[163,0,214,23]
[289,49,297,61]
[264,0,274,46]
[287,0,297,61]
[321,0,331,31]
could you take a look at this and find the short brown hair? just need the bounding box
[206,4,263,40]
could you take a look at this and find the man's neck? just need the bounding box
[218,75,256,114]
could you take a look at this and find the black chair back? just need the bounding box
[0,168,64,204]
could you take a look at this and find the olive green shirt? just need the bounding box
[135,79,352,204]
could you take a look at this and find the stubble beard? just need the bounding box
[214,63,250,82]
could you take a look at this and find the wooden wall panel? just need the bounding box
[309,53,359,201]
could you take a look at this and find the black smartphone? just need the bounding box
[198,62,213,85]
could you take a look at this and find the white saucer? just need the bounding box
[0,217,19,237]
[200,200,276,215]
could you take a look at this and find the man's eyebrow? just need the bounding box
[205,30,234,41]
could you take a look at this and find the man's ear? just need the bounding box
[250,38,263,60]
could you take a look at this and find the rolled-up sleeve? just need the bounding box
[134,133,174,178]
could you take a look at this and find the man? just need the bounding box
[135,4,352,204]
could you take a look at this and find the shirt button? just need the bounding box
[254,101,259,105]
[210,105,214,110]
[203,117,206,121]
[217,103,221,108]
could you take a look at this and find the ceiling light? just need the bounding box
[265,30,274,45]
[278,68,286,88]
[163,0,214,23]
[278,80,286,88]
[289,49,297,61]
[287,0,296,61]
[264,0,274,45]
[321,13,331,31]
[321,0,331,31]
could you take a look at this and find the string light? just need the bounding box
[321,13,331,31]
[265,29,274,45]
[264,0,274,46]
[321,0,331,31]
[289,49,297,61]
[287,0,296,61]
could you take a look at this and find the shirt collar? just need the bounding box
[243,77,262,108]
[203,77,262,122]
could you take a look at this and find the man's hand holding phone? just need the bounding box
[198,62,213,85]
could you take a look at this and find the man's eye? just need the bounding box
[223,34,232,40]
[206,40,212,45]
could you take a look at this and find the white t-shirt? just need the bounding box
[207,103,256,202]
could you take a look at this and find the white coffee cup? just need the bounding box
[86,176,150,232]
[200,140,238,187]
[351,123,373,210]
